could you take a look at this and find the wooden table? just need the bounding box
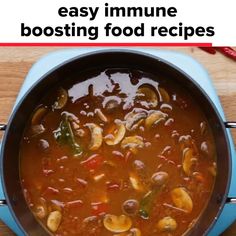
[0,47,235,235]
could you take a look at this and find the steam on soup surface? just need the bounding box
[20,69,216,235]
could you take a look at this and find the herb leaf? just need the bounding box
[139,188,161,219]
[54,114,83,156]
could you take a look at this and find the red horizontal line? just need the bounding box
[0,42,212,47]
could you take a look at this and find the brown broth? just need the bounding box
[20,69,216,236]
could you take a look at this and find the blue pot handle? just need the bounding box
[0,124,24,235]
[225,121,236,203]
[0,124,6,203]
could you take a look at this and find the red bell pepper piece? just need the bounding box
[81,154,103,170]
[199,47,236,61]
[199,47,216,54]
[216,47,236,61]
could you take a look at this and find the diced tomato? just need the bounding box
[81,154,103,170]
[91,202,108,216]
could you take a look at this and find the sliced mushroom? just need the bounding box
[129,173,145,192]
[47,210,62,232]
[35,205,47,219]
[74,129,86,138]
[200,141,209,156]
[179,135,198,153]
[34,199,48,219]
[182,148,198,176]
[114,228,141,236]
[103,214,132,233]
[122,199,139,216]
[125,109,147,131]
[136,84,158,108]
[151,171,169,187]
[86,123,103,151]
[129,228,142,236]
[133,160,145,171]
[208,162,217,177]
[193,172,205,183]
[171,187,193,213]
[95,108,108,123]
[103,96,122,112]
[121,136,144,153]
[70,120,86,138]
[145,111,168,129]
[31,106,47,136]
[200,121,207,136]
[160,104,172,112]
[105,123,126,146]
[31,106,47,125]
[158,87,170,103]
[156,216,177,232]
[82,216,102,235]
[31,124,46,136]
[71,121,80,130]
[52,87,68,110]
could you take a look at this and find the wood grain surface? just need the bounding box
[0,47,235,235]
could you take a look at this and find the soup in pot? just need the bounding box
[20,69,217,235]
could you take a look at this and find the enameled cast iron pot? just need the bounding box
[0,50,236,235]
